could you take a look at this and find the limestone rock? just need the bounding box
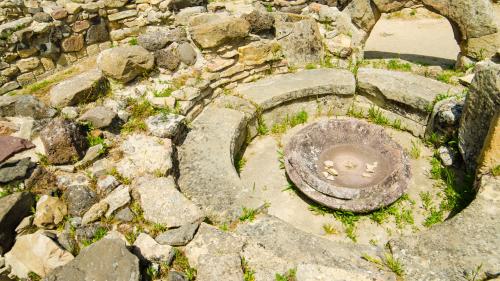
[242,8,274,33]
[138,27,188,51]
[61,34,84,52]
[459,62,500,171]
[177,42,197,65]
[102,184,130,218]
[134,176,203,227]
[44,238,140,281]
[146,113,187,139]
[0,95,56,119]
[77,106,116,128]
[81,201,108,225]
[0,136,35,163]
[155,44,180,71]
[344,0,380,32]
[40,118,88,164]
[168,0,207,10]
[49,69,110,108]
[33,195,67,229]
[5,232,74,278]
[185,223,244,281]
[0,158,34,183]
[155,222,199,246]
[63,185,98,217]
[133,233,175,264]
[86,21,109,44]
[189,14,250,49]
[0,192,34,255]
[97,46,154,83]
[116,134,173,179]
[238,40,281,66]
[96,175,119,196]
[275,17,324,66]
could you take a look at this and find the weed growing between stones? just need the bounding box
[109,167,131,185]
[128,37,138,46]
[153,87,174,97]
[492,165,500,176]
[27,272,41,281]
[235,155,247,174]
[171,249,197,281]
[409,140,421,159]
[270,110,308,134]
[81,226,108,247]
[0,181,22,198]
[256,114,269,136]
[322,223,338,235]
[362,252,404,277]
[436,69,464,84]
[386,59,412,72]
[241,257,256,281]
[368,194,415,229]
[239,207,258,222]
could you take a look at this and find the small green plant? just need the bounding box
[242,257,256,281]
[410,9,416,16]
[219,223,229,231]
[28,272,41,281]
[145,265,159,279]
[36,152,50,166]
[322,223,338,235]
[425,132,444,147]
[368,106,389,125]
[109,167,131,185]
[82,227,108,247]
[171,249,197,281]
[419,191,432,211]
[492,165,500,176]
[265,3,273,12]
[387,59,412,72]
[436,70,464,84]
[305,63,317,70]
[362,252,404,277]
[121,99,158,134]
[347,106,364,118]
[235,155,247,174]
[275,268,296,281]
[423,207,443,227]
[128,37,138,45]
[153,87,174,97]
[239,207,258,222]
[391,119,402,130]
[464,264,485,281]
[257,115,269,135]
[409,140,421,159]
[271,110,308,134]
[277,149,285,169]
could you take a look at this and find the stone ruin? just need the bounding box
[0,0,499,280]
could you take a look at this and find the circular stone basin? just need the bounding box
[284,118,411,213]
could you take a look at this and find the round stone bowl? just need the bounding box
[284,118,411,213]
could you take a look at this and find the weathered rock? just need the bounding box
[138,27,188,51]
[102,184,130,218]
[49,69,110,108]
[155,222,199,246]
[0,158,34,183]
[96,175,119,195]
[0,192,34,255]
[0,136,35,163]
[155,44,180,71]
[189,14,250,49]
[86,21,109,44]
[431,96,464,136]
[168,271,188,281]
[275,17,324,66]
[108,10,137,21]
[116,134,173,179]
[5,232,74,278]
[33,195,67,229]
[175,6,207,25]
[115,207,134,222]
[344,0,380,32]
[61,34,84,52]
[0,95,56,119]
[16,57,40,73]
[75,144,104,168]
[242,8,274,33]
[177,42,197,65]
[40,118,88,164]
[168,0,207,10]
[25,166,58,195]
[104,0,128,8]
[146,113,187,139]
[357,68,461,125]
[134,176,203,227]
[63,185,98,217]
[77,106,116,128]
[97,46,154,83]
[133,233,175,264]
[238,40,281,66]
[81,201,108,225]
[459,62,500,171]
[185,223,244,281]
[44,238,140,281]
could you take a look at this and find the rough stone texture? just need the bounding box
[389,175,500,281]
[77,106,116,128]
[33,195,67,229]
[242,8,274,33]
[236,215,394,280]
[155,222,199,246]
[40,118,88,165]
[61,34,84,52]
[458,63,500,172]
[0,136,35,163]
[116,134,173,179]
[178,107,256,224]
[177,42,197,65]
[97,45,155,83]
[285,119,411,212]
[49,69,110,108]
[44,238,140,281]
[5,232,74,278]
[63,185,98,217]
[146,113,187,139]
[132,233,175,264]
[0,192,34,255]
[235,69,355,111]
[275,16,324,67]
[86,21,109,44]
[430,96,464,137]
[189,14,250,49]
[0,95,56,119]
[25,166,58,195]
[155,44,180,71]
[101,184,130,218]
[344,0,380,32]
[357,67,461,125]
[81,201,108,225]
[477,113,499,175]
[134,176,203,227]
[185,223,245,281]
[0,158,34,183]
[238,40,281,66]
[168,0,207,10]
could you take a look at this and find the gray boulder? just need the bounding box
[155,44,180,71]
[86,21,109,44]
[177,42,197,65]
[77,106,116,128]
[189,14,250,49]
[63,185,98,217]
[138,27,188,51]
[40,118,88,165]
[97,46,154,83]
[44,238,140,281]
[242,8,274,33]
[0,158,34,184]
[145,113,186,139]
[459,62,500,171]
[49,69,110,108]
[155,222,199,246]
[0,192,34,255]
[0,95,56,119]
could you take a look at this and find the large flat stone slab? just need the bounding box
[178,107,258,224]
[0,192,34,255]
[357,68,462,125]
[234,69,356,111]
